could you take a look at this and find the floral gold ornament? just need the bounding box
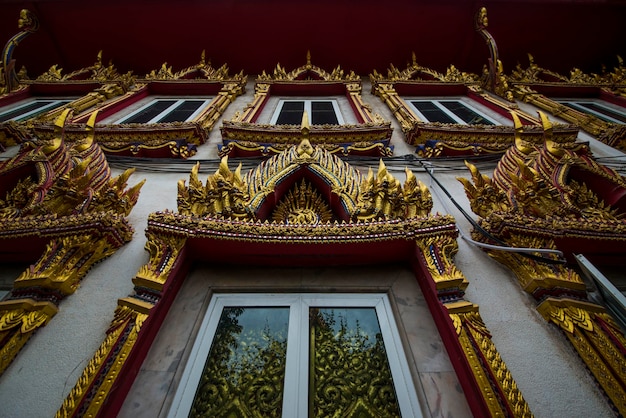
[1,9,39,94]
[458,112,626,414]
[0,110,144,376]
[220,52,393,158]
[371,53,578,158]
[59,138,531,418]
[1,51,246,158]
[509,54,626,151]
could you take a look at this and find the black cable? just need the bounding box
[412,156,568,265]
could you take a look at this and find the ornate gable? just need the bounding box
[220,53,392,158]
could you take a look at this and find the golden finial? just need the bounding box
[95,50,103,67]
[539,111,554,142]
[44,108,72,154]
[539,111,563,157]
[512,112,531,154]
[296,138,314,157]
[75,111,98,152]
[200,50,206,65]
[301,111,310,136]
[476,6,488,29]
[306,50,312,67]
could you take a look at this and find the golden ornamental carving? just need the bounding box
[415,233,467,290]
[58,137,532,418]
[1,9,39,93]
[449,305,533,417]
[178,141,433,225]
[178,158,250,219]
[143,52,246,83]
[537,298,626,415]
[355,161,432,221]
[509,55,626,151]
[257,51,360,82]
[133,231,187,291]
[370,52,478,84]
[458,111,626,413]
[0,111,143,376]
[223,55,389,158]
[56,303,149,418]
[459,113,626,229]
[0,299,57,375]
[30,61,245,158]
[370,57,576,157]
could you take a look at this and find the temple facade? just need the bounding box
[0,2,625,418]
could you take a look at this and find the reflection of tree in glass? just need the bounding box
[190,307,288,418]
[310,308,400,418]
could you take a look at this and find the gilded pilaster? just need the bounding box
[458,117,626,414]
[56,302,150,418]
[537,298,626,414]
[449,302,532,418]
[57,227,187,418]
[415,233,533,417]
[0,299,57,375]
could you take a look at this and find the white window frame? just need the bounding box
[406,97,499,125]
[168,293,423,418]
[269,99,346,125]
[114,97,213,124]
[557,99,626,124]
[0,98,74,122]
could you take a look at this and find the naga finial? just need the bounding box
[512,112,532,154]
[76,111,99,151]
[44,109,72,154]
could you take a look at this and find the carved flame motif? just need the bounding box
[179,140,433,223]
[459,112,626,222]
[177,157,250,218]
[271,179,333,225]
[355,160,432,221]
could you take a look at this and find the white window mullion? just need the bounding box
[147,99,184,123]
[16,100,65,121]
[376,297,424,418]
[433,100,465,124]
[185,99,212,122]
[280,296,303,418]
[168,296,228,418]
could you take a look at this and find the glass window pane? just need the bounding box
[440,100,494,125]
[0,101,54,123]
[158,100,206,123]
[571,102,626,123]
[309,307,401,417]
[411,101,456,124]
[311,101,339,125]
[190,307,289,418]
[119,100,177,124]
[276,101,304,125]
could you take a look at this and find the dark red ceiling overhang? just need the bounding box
[1,0,626,79]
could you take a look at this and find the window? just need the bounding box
[0,99,73,122]
[169,294,422,418]
[407,99,497,125]
[558,99,626,124]
[115,98,213,124]
[270,99,345,125]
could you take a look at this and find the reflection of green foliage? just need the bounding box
[190,308,287,418]
[311,308,400,418]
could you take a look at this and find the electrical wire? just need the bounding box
[414,156,567,265]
